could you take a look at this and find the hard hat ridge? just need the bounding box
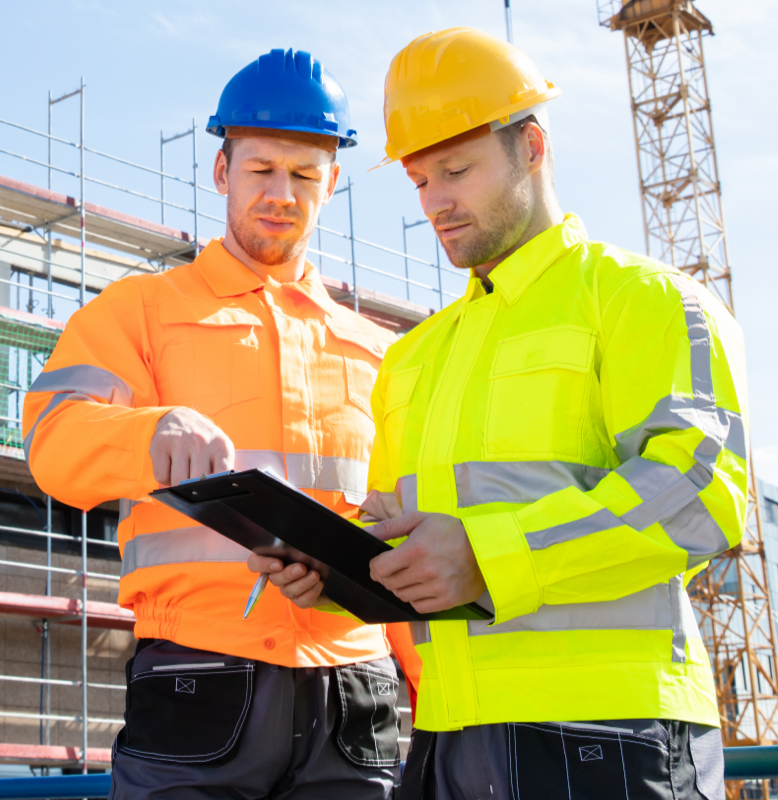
[207,48,357,149]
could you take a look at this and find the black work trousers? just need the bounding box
[400,719,725,800]
[109,639,401,800]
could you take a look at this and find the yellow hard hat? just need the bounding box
[379,27,561,167]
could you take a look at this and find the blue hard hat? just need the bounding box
[207,49,357,148]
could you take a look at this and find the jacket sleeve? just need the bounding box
[22,279,174,510]
[457,272,746,626]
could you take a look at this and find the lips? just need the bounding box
[436,222,471,240]
[258,217,296,233]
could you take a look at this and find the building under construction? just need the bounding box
[0,1,775,798]
[0,78,457,774]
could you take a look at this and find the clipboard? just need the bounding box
[150,468,492,625]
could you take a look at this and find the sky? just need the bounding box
[1,0,776,482]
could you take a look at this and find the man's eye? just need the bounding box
[414,182,427,191]
[253,169,272,175]
[449,167,468,177]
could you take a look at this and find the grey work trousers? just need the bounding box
[402,719,725,800]
[109,639,401,800]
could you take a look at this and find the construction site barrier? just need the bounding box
[0,748,777,798]
[0,773,111,799]
[722,746,778,781]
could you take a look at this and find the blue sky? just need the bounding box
[1,0,776,481]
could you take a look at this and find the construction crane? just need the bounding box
[597,1,778,796]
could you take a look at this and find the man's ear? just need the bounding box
[323,160,341,205]
[214,149,229,196]
[525,123,546,176]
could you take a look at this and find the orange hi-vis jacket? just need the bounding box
[23,239,419,674]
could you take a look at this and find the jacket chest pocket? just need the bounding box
[158,302,263,418]
[485,326,595,460]
[325,319,390,421]
[383,365,424,476]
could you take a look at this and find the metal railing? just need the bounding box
[0,79,467,777]
[0,81,466,329]
[0,746,777,798]
[0,506,122,772]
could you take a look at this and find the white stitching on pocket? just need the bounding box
[334,666,400,768]
[121,664,254,763]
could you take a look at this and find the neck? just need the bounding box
[222,230,308,284]
[474,185,564,283]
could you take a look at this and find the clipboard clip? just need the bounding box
[179,470,235,486]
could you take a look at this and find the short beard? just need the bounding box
[226,197,311,267]
[440,166,532,270]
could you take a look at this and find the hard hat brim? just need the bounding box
[207,118,356,149]
[373,88,561,170]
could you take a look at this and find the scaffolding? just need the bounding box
[0,82,435,774]
[598,2,778,797]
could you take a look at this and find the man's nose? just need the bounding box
[263,170,296,207]
[421,181,454,224]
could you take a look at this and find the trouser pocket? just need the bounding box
[507,721,672,800]
[116,655,255,764]
[334,660,401,768]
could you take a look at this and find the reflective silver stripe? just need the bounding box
[396,474,418,513]
[285,453,368,502]
[234,449,285,477]
[23,392,90,462]
[455,461,610,508]
[668,275,725,476]
[662,498,728,568]
[234,450,368,502]
[721,408,747,460]
[121,526,250,578]
[668,575,690,663]
[29,364,134,406]
[614,396,746,463]
[410,621,431,646]
[119,499,140,525]
[525,507,623,552]
[618,458,703,532]
[467,579,700,649]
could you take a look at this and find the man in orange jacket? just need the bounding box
[23,50,416,799]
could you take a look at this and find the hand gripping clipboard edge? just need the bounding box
[150,468,493,625]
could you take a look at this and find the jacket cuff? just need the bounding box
[463,510,542,625]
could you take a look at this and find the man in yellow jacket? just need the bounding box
[363,29,741,800]
[23,50,417,799]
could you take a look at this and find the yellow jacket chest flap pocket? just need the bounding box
[485,326,595,460]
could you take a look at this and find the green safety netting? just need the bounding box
[0,307,63,455]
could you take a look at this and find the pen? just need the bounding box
[243,573,270,620]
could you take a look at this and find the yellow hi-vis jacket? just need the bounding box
[366,214,747,732]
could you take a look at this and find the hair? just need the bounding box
[221,136,336,169]
[494,115,555,182]
[221,136,237,168]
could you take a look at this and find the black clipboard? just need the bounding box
[150,468,492,624]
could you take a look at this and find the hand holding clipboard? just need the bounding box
[151,468,491,624]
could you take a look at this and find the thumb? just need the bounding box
[369,513,423,542]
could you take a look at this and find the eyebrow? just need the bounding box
[244,157,324,171]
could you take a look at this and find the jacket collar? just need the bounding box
[196,238,334,314]
[462,213,587,306]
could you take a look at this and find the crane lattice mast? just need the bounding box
[598,1,778,795]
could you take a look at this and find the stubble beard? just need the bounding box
[227,198,311,267]
[440,173,532,270]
